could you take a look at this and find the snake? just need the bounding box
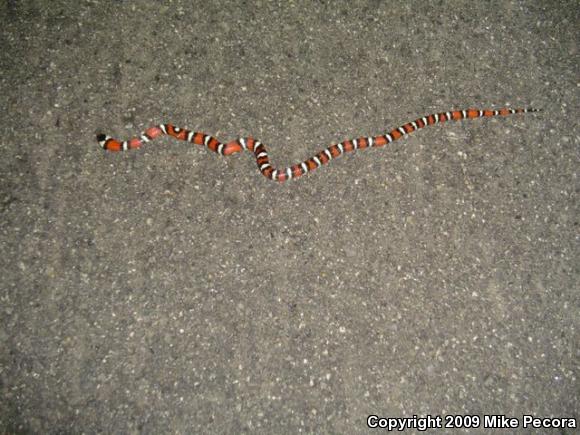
[97,107,539,182]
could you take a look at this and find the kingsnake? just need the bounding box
[97,107,539,182]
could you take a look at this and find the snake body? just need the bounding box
[97,107,538,182]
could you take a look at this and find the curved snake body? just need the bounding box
[97,107,538,182]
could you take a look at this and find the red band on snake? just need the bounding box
[97,107,539,182]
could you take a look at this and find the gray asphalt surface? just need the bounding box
[1,1,578,433]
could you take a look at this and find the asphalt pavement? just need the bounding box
[1,1,578,433]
